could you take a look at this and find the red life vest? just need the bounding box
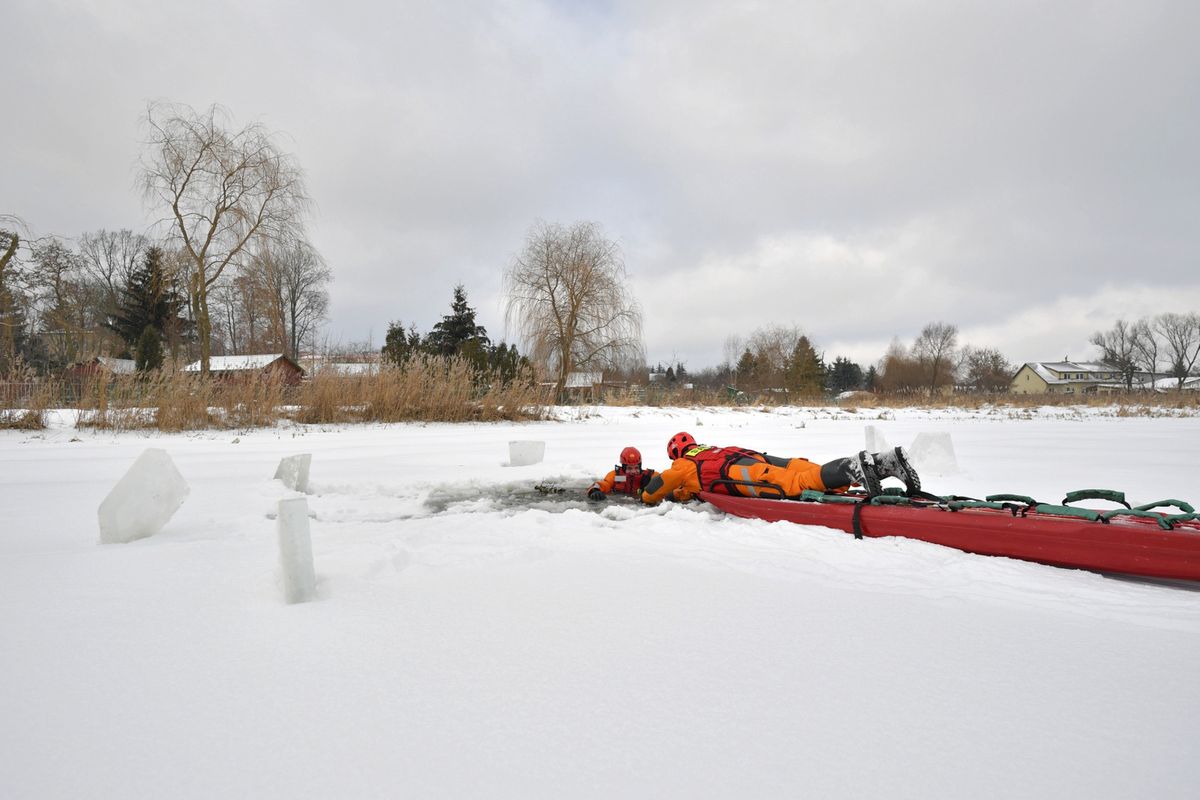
[611,465,652,496]
[680,445,764,495]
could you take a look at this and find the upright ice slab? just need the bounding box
[277,497,317,604]
[274,453,312,493]
[865,425,891,453]
[97,448,190,544]
[909,432,959,475]
[508,440,545,466]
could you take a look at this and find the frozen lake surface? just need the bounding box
[2,405,1198,799]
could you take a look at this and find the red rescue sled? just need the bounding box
[698,489,1200,582]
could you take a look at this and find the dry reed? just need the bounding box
[3,362,1197,431]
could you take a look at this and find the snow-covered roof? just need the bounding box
[97,357,136,374]
[1040,361,1113,373]
[1023,361,1119,384]
[182,354,293,373]
[1148,376,1200,391]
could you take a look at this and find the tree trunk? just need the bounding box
[191,273,211,376]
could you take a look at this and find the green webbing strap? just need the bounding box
[1034,504,1102,522]
[1101,509,1173,530]
[1062,489,1130,509]
[797,490,864,505]
[987,493,1038,506]
[1134,499,1195,514]
[1166,513,1200,526]
[821,495,862,504]
[948,500,1019,512]
[869,495,912,506]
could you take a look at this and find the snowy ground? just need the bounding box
[2,405,1199,799]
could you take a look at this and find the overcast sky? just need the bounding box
[6,0,1200,369]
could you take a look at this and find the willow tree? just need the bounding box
[140,102,309,374]
[503,221,643,401]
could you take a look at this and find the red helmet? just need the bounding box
[667,431,696,460]
[619,446,642,468]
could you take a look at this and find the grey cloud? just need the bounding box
[4,0,1198,366]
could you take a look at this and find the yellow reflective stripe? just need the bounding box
[684,445,712,457]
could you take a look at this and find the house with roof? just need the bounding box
[1147,375,1200,392]
[1009,361,1142,395]
[64,356,137,380]
[182,354,305,385]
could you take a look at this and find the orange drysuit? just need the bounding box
[589,466,657,498]
[591,465,691,501]
[641,444,830,505]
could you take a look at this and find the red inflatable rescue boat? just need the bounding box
[698,488,1200,582]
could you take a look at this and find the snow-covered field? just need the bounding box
[3,405,1199,799]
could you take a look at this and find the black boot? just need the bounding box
[873,447,921,493]
[853,451,882,497]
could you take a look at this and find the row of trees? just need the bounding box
[383,285,530,383]
[0,224,330,375]
[876,324,1014,395]
[1089,314,1200,390]
[644,322,1009,398]
[2,103,331,376]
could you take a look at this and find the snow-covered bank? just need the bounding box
[2,407,1199,799]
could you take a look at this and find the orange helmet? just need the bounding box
[667,431,696,460]
[619,446,642,468]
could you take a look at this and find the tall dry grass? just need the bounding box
[62,355,549,431]
[4,362,1197,432]
[295,357,548,424]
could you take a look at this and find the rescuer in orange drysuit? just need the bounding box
[587,446,671,501]
[640,431,920,505]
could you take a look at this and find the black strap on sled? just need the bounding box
[851,501,865,539]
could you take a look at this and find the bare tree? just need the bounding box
[252,238,331,359]
[722,334,744,375]
[140,102,309,374]
[504,221,643,400]
[912,322,959,395]
[960,345,1014,393]
[0,215,28,370]
[1155,312,1200,390]
[1090,319,1139,389]
[29,238,92,367]
[877,338,922,394]
[1130,318,1160,383]
[0,215,22,278]
[745,324,804,389]
[77,230,147,309]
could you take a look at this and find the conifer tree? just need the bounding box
[490,342,528,383]
[134,326,164,372]
[426,284,489,358]
[381,321,422,366]
[107,247,187,352]
[827,357,864,394]
[735,349,758,391]
[785,336,825,395]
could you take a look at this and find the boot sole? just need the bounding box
[857,450,882,497]
[894,447,921,493]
